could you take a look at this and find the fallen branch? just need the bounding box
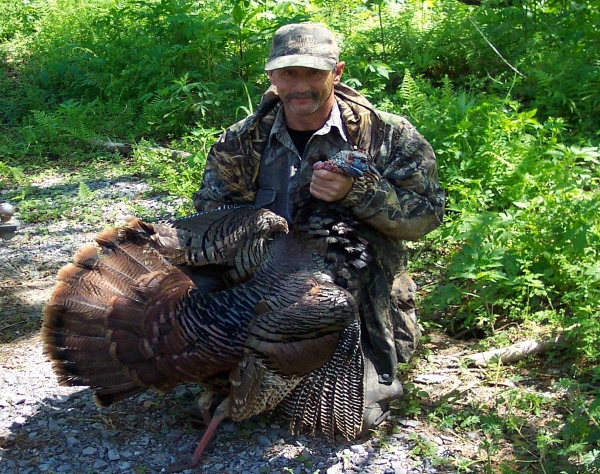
[463,326,577,367]
[91,139,193,159]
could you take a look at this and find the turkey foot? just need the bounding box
[166,398,229,473]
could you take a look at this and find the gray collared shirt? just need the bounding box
[265,100,349,163]
[257,102,353,222]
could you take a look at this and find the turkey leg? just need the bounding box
[192,397,229,464]
[165,397,229,473]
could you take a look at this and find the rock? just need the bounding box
[103,429,120,438]
[93,459,109,469]
[107,448,120,461]
[300,447,312,459]
[54,394,70,404]
[413,374,449,384]
[392,464,408,474]
[350,444,367,455]
[398,419,420,428]
[253,434,270,448]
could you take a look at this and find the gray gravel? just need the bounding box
[0,179,455,474]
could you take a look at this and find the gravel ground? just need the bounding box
[0,337,449,474]
[0,179,460,474]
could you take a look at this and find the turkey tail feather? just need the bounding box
[282,320,364,441]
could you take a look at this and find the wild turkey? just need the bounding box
[42,151,378,470]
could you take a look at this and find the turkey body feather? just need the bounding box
[42,198,371,468]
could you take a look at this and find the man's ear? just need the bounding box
[267,70,275,85]
[333,61,345,85]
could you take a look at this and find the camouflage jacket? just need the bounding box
[193,83,445,378]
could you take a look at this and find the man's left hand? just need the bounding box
[310,169,353,202]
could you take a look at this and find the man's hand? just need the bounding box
[310,168,353,202]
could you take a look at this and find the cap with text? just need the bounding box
[265,23,339,71]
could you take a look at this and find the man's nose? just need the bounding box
[293,74,312,92]
[294,83,309,93]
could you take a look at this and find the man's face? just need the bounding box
[268,63,345,119]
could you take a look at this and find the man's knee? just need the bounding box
[391,272,421,363]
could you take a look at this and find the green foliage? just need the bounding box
[558,381,600,468]
[407,432,440,459]
[397,381,429,417]
[0,0,42,42]
[0,162,27,188]
[131,146,205,210]
[412,366,600,473]
[372,0,600,134]
[0,0,312,145]
[21,100,99,156]
[391,73,600,365]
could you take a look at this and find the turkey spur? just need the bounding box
[42,202,372,469]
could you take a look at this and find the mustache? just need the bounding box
[285,91,319,101]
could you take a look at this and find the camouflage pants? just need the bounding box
[390,272,421,363]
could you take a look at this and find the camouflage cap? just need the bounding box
[265,23,339,71]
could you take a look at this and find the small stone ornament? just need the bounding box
[0,202,19,240]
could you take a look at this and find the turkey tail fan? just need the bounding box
[42,207,288,409]
[281,319,364,441]
[42,223,193,406]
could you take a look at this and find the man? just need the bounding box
[193,23,445,435]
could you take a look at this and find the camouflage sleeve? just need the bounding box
[192,125,261,213]
[340,120,445,241]
[193,143,227,212]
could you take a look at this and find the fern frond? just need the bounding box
[399,69,429,117]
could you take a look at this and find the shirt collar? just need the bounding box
[269,100,349,143]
